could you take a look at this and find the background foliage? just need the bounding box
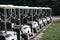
[0,0,60,16]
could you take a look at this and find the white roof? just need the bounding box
[42,7,51,9]
[14,6,27,8]
[0,5,14,9]
[0,5,29,9]
[14,6,42,9]
[0,5,51,10]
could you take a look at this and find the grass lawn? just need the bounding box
[39,20,60,40]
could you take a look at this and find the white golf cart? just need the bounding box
[26,7,40,33]
[0,5,17,40]
[13,6,33,40]
[0,31,17,40]
[34,7,44,29]
[42,7,52,24]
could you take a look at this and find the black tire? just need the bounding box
[0,36,6,40]
[12,39,14,40]
[44,23,46,26]
[47,21,49,24]
[24,34,29,40]
[30,30,34,36]
[21,34,29,40]
[33,28,37,33]
[40,24,42,29]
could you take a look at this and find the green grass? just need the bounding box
[40,20,60,40]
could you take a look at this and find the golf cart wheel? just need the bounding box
[40,25,42,29]
[47,21,49,24]
[0,36,6,40]
[33,28,37,33]
[44,23,46,26]
[30,30,34,36]
[23,34,29,40]
[12,39,14,40]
